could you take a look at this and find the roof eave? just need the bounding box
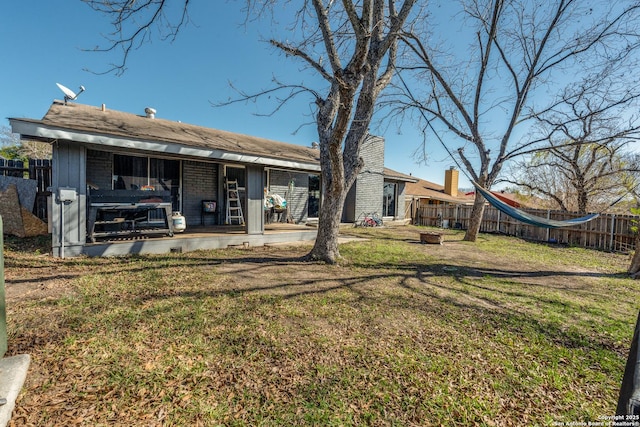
[385,175,419,183]
[9,118,321,172]
[408,193,474,205]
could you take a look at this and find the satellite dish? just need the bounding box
[56,83,85,104]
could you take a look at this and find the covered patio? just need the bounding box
[10,100,410,258]
[10,101,324,257]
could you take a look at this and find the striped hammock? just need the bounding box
[473,183,599,229]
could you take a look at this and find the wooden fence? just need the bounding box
[417,204,638,253]
[0,159,52,221]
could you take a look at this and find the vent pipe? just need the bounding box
[144,107,156,119]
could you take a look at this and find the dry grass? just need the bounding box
[4,226,638,426]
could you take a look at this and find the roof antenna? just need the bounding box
[56,83,85,105]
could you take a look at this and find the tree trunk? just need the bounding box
[308,181,346,264]
[629,235,640,279]
[577,188,588,214]
[463,194,486,242]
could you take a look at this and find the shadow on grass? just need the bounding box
[109,253,631,358]
[7,242,635,366]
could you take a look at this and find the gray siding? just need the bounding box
[396,182,407,220]
[51,140,87,256]
[182,160,218,226]
[347,135,385,222]
[343,184,356,222]
[86,150,113,190]
[246,165,264,234]
[268,169,309,223]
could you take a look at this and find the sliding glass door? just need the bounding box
[113,154,181,211]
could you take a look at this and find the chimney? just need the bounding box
[444,167,459,197]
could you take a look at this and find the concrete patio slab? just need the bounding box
[0,354,30,427]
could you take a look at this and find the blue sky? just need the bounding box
[0,1,464,187]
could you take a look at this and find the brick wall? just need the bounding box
[86,150,112,190]
[268,169,309,223]
[182,160,218,226]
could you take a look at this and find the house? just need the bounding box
[9,101,415,257]
[405,167,474,226]
[463,189,529,208]
[407,167,542,227]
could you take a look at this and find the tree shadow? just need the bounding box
[7,246,635,365]
[106,253,632,359]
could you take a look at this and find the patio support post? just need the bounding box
[245,165,265,235]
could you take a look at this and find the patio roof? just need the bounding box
[10,101,322,171]
[10,101,424,181]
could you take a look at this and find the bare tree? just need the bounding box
[81,0,191,76]
[84,0,418,263]
[18,140,53,160]
[394,0,640,241]
[0,126,20,159]
[507,147,639,213]
[630,247,640,279]
[264,1,418,263]
[0,126,51,160]
[0,126,20,147]
[503,90,640,213]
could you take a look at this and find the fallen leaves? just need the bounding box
[5,230,637,425]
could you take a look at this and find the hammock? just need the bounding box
[473,183,599,229]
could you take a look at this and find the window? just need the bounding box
[113,155,146,190]
[225,166,246,189]
[113,154,181,211]
[308,174,320,218]
[383,182,396,217]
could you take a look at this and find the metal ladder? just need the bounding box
[225,180,245,225]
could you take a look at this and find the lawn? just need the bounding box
[4,226,638,426]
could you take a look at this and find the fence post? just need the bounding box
[546,210,551,242]
[610,215,616,252]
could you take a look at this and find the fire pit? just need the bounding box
[419,231,444,245]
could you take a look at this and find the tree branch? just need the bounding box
[270,39,334,82]
[82,0,191,75]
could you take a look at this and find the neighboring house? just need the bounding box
[10,101,414,257]
[405,167,474,225]
[379,168,417,222]
[463,189,533,208]
[407,167,540,227]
